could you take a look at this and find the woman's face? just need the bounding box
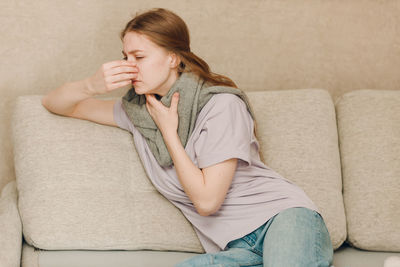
[122,31,179,96]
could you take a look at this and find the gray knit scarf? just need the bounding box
[121,71,255,167]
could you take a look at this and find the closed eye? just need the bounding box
[121,55,143,60]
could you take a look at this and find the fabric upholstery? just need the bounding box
[336,89,400,252]
[19,240,400,267]
[247,89,346,249]
[21,243,39,267]
[13,95,204,253]
[0,180,22,267]
[13,90,345,252]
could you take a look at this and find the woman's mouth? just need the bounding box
[132,80,141,85]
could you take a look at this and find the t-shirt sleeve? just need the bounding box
[113,98,136,134]
[194,94,254,169]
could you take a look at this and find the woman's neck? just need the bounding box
[158,70,180,97]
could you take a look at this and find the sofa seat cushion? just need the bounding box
[21,241,400,267]
[22,242,39,267]
[0,180,22,267]
[332,243,400,267]
[336,89,400,252]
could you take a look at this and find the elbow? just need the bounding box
[195,201,221,217]
[41,95,71,116]
[41,95,53,113]
[41,96,48,109]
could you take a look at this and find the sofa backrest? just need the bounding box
[12,89,347,252]
[13,89,400,253]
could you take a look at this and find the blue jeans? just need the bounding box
[175,207,333,267]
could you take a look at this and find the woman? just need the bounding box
[42,8,334,267]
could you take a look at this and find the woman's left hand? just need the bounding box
[145,92,180,138]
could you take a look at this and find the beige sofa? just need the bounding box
[2,88,400,267]
[1,1,400,266]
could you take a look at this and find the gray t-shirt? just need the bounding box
[113,93,319,253]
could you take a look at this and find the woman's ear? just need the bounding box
[168,52,180,69]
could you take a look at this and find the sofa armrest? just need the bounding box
[0,180,22,267]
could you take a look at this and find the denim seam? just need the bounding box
[241,236,263,257]
[316,212,321,265]
[251,247,263,257]
[315,210,333,267]
[242,237,256,247]
[210,254,215,265]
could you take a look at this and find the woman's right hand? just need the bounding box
[84,60,138,96]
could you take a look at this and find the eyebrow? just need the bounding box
[122,49,144,55]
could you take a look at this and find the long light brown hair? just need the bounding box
[120,8,237,88]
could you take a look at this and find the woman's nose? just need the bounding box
[126,56,137,64]
[127,60,138,71]
[128,59,137,64]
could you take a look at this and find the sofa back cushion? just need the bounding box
[336,89,400,252]
[13,95,204,252]
[247,89,346,249]
[12,90,345,251]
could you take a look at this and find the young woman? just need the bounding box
[42,8,334,267]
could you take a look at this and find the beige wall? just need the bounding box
[1,0,399,192]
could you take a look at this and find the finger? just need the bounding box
[145,94,152,106]
[107,80,132,91]
[105,66,138,76]
[170,92,180,112]
[103,60,137,70]
[106,73,137,84]
[145,94,157,106]
[145,99,154,115]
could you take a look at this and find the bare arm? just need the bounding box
[164,131,237,216]
[41,79,91,116]
[42,60,137,126]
